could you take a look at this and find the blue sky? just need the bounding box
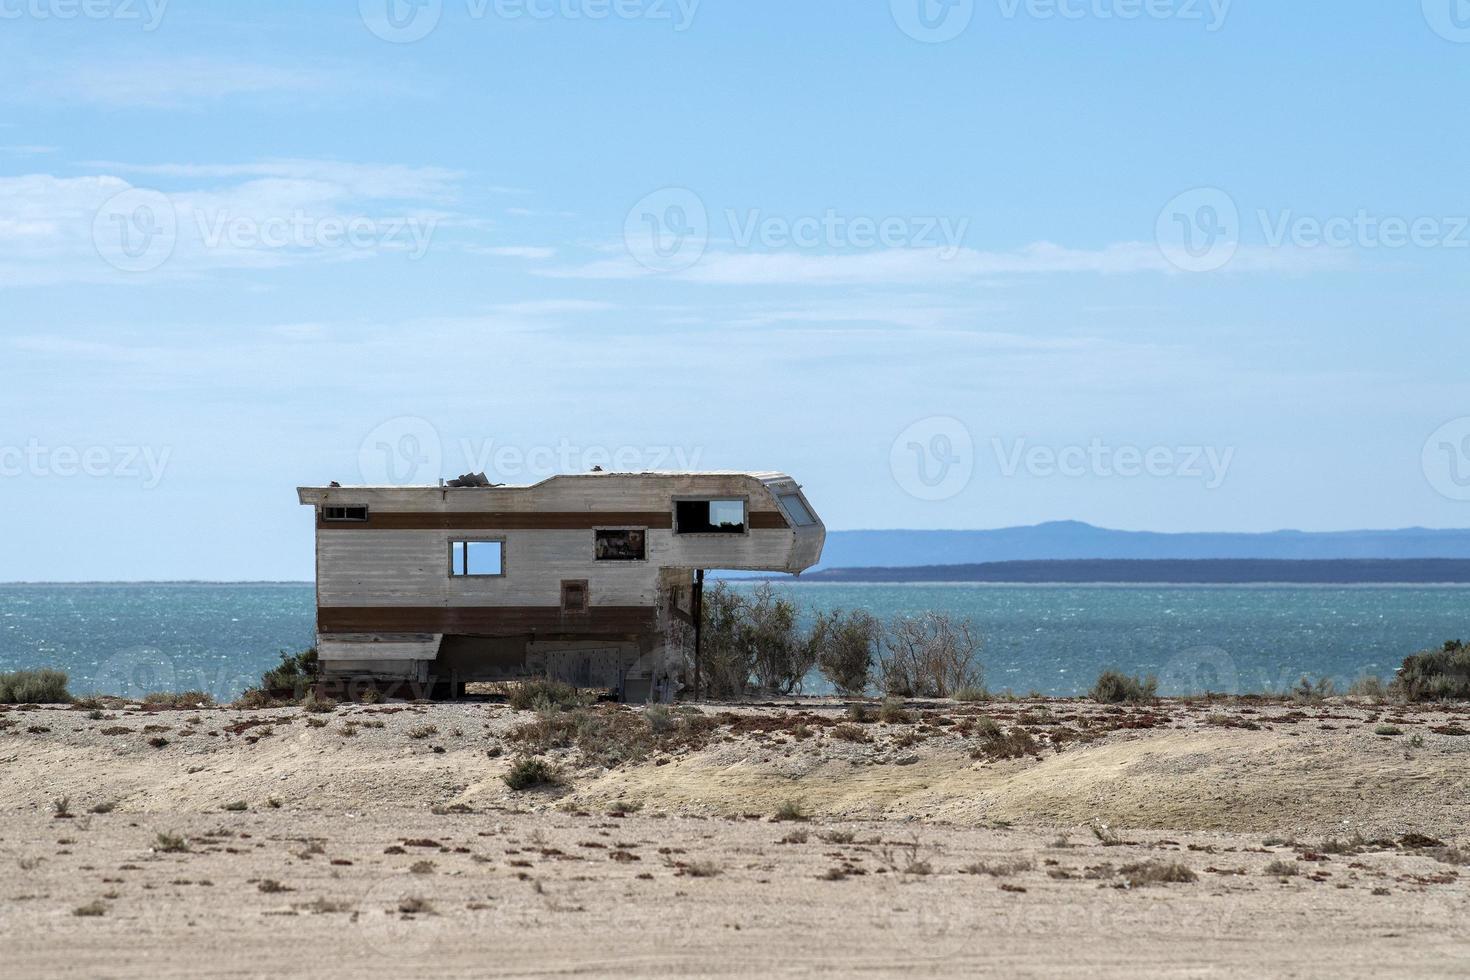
[2,1,1469,580]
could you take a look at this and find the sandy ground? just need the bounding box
[3,695,1469,978]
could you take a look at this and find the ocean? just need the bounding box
[0,582,1464,700]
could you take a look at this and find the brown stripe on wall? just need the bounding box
[319,511,791,531]
[319,605,660,637]
[321,512,675,531]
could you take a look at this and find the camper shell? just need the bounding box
[297,471,824,699]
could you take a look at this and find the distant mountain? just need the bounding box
[796,558,1470,585]
[813,522,1470,570]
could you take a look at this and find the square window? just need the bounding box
[595,528,646,561]
[451,540,504,577]
[561,580,588,613]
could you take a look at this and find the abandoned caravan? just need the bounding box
[297,471,825,700]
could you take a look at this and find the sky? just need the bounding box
[2,0,1469,581]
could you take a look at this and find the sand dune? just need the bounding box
[2,696,1468,977]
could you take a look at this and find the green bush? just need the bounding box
[814,609,881,696]
[1090,670,1158,704]
[260,648,318,700]
[1393,640,1470,702]
[687,583,825,698]
[0,669,71,704]
[502,756,559,791]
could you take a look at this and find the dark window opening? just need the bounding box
[675,499,746,534]
[323,505,368,522]
[451,540,504,577]
[561,580,589,613]
[595,528,647,561]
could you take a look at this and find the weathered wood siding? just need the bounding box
[300,473,825,632]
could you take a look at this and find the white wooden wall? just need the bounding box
[302,472,825,612]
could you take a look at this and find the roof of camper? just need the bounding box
[299,471,796,491]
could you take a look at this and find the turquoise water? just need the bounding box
[727,582,1468,696]
[0,582,1464,699]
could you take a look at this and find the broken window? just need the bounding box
[561,580,589,613]
[777,493,817,527]
[595,528,646,561]
[674,499,746,534]
[322,505,368,522]
[450,540,504,577]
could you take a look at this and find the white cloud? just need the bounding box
[487,299,616,316]
[0,162,466,286]
[469,245,557,260]
[544,240,1351,286]
[21,57,349,109]
[90,160,465,202]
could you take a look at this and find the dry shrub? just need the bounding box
[1290,675,1335,704]
[143,691,215,710]
[1120,860,1197,886]
[301,691,337,713]
[814,609,881,696]
[1394,641,1470,702]
[0,670,71,704]
[830,724,870,743]
[1090,670,1158,704]
[772,799,807,822]
[502,756,559,791]
[970,725,1039,762]
[878,698,914,724]
[1347,675,1388,700]
[512,704,715,767]
[683,583,822,697]
[506,678,595,712]
[963,858,1033,877]
[878,613,983,698]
